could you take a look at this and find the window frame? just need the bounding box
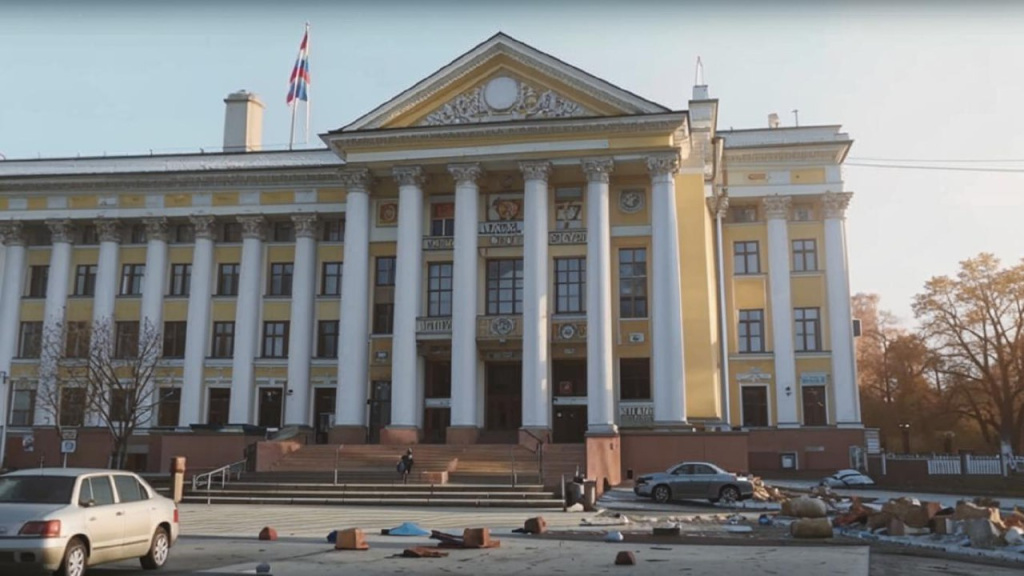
[120,264,146,296]
[737,309,765,353]
[554,257,586,315]
[316,320,340,358]
[18,321,43,358]
[373,303,394,335]
[74,264,98,297]
[792,239,819,272]
[207,388,230,426]
[485,259,525,316]
[10,387,36,426]
[162,321,188,359]
[801,384,828,426]
[376,257,397,287]
[429,202,455,237]
[740,385,770,428]
[114,321,139,358]
[618,248,648,319]
[268,262,294,296]
[157,388,181,427]
[211,321,236,358]
[321,262,343,296]
[619,358,651,400]
[169,263,192,297]
[733,241,761,275]
[794,307,822,352]
[262,321,290,358]
[217,263,240,296]
[427,262,454,317]
[27,265,49,298]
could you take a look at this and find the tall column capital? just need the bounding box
[237,216,266,240]
[46,219,75,244]
[143,217,168,242]
[339,167,373,191]
[291,213,319,238]
[448,163,483,185]
[646,153,680,178]
[706,194,729,217]
[392,165,426,187]
[519,161,551,183]
[762,195,792,220]
[189,215,216,240]
[0,222,25,246]
[95,219,122,243]
[823,191,853,220]
[582,158,614,183]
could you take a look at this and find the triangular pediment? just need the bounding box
[339,33,669,132]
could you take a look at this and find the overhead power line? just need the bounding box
[845,162,1024,174]
[849,156,1024,164]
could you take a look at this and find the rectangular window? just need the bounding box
[60,387,86,427]
[110,389,130,422]
[162,321,188,358]
[376,257,397,286]
[792,204,815,222]
[172,224,195,244]
[207,389,230,426]
[272,221,295,243]
[729,206,758,223]
[802,385,828,426]
[129,224,147,244]
[157,388,181,427]
[28,266,49,298]
[741,386,769,427]
[794,307,822,352]
[77,224,99,245]
[619,358,651,400]
[120,264,146,295]
[211,322,235,358]
[269,263,294,296]
[217,263,240,296]
[737,309,764,353]
[18,322,43,358]
[10,388,36,426]
[619,248,648,319]
[64,321,91,359]
[74,265,98,296]
[317,320,339,358]
[430,203,455,237]
[321,262,343,296]
[169,264,192,297]
[486,259,524,315]
[554,258,586,314]
[792,239,818,272]
[373,303,394,335]
[262,321,289,358]
[115,321,139,358]
[220,222,242,243]
[427,262,454,317]
[26,225,50,247]
[554,188,584,230]
[321,218,345,242]
[733,241,760,275]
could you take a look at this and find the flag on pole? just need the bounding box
[287,28,310,105]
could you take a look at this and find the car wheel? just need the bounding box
[140,527,170,570]
[652,485,671,504]
[719,485,741,504]
[58,538,88,576]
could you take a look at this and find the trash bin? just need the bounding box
[582,479,598,512]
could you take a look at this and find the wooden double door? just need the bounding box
[483,362,522,443]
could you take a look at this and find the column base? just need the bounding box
[519,427,552,448]
[777,422,801,430]
[446,426,481,445]
[381,426,422,445]
[328,426,367,444]
[650,421,695,432]
[836,422,864,429]
[585,432,621,498]
[586,423,619,436]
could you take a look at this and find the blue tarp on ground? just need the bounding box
[386,522,431,537]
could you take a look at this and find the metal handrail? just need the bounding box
[520,429,545,483]
[191,458,247,492]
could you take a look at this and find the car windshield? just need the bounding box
[0,476,76,504]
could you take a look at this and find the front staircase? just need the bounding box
[177,443,586,508]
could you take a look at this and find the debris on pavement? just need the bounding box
[402,547,449,558]
[791,518,834,539]
[335,528,370,551]
[781,496,828,519]
[430,528,502,549]
[381,522,431,537]
[614,551,637,565]
[258,527,278,541]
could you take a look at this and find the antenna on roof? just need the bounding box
[792,109,800,127]
[694,56,705,87]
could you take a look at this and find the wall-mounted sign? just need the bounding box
[619,402,654,427]
[548,230,587,245]
[736,367,772,383]
[424,398,451,409]
[376,200,399,227]
[800,372,828,386]
[553,396,587,406]
[423,237,455,251]
[417,317,452,334]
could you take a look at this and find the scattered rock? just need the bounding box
[403,547,449,558]
[255,562,271,574]
[866,512,892,531]
[605,531,625,542]
[953,502,1002,525]
[524,517,547,535]
[790,518,834,539]
[781,497,827,519]
[463,528,500,549]
[614,551,636,565]
[335,528,370,551]
[964,518,1002,549]
[258,527,277,541]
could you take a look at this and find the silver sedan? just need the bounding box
[634,461,755,504]
[0,468,179,576]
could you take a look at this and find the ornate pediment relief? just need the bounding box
[418,75,592,126]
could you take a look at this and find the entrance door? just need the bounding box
[552,360,587,443]
[368,381,391,444]
[313,388,336,444]
[258,388,283,428]
[423,408,450,444]
[424,360,451,444]
[553,405,588,443]
[485,362,522,443]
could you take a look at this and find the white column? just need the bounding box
[92,220,122,334]
[285,214,318,427]
[335,169,372,428]
[390,166,425,429]
[230,216,265,424]
[520,161,552,430]
[709,194,732,428]
[180,216,215,427]
[647,154,687,424]
[764,196,799,427]
[582,159,616,434]
[448,163,482,430]
[37,220,74,425]
[139,218,169,428]
[0,224,26,435]
[823,192,860,425]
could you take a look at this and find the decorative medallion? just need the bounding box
[420,76,591,126]
[619,189,645,214]
[376,201,399,227]
[559,324,576,340]
[490,317,516,337]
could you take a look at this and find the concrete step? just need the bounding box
[181,495,565,507]
[195,482,548,493]
[186,488,556,500]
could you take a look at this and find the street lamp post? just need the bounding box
[899,422,911,454]
[0,370,9,472]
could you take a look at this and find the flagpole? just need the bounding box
[289,98,298,151]
[304,22,311,146]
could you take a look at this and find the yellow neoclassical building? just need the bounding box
[0,33,862,473]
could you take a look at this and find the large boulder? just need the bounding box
[964,518,1002,549]
[791,518,834,538]
[953,502,1002,525]
[781,497,828,519]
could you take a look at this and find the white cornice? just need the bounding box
[0,150,341,178]
[0,167,344,194]
[340,33,669,132]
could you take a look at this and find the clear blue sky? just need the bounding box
[3,0,1023,323]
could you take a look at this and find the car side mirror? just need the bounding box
[80,499,96,508]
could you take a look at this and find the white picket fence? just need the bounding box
[890,453,1021,476]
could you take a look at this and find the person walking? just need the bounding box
[398,448,414,484]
